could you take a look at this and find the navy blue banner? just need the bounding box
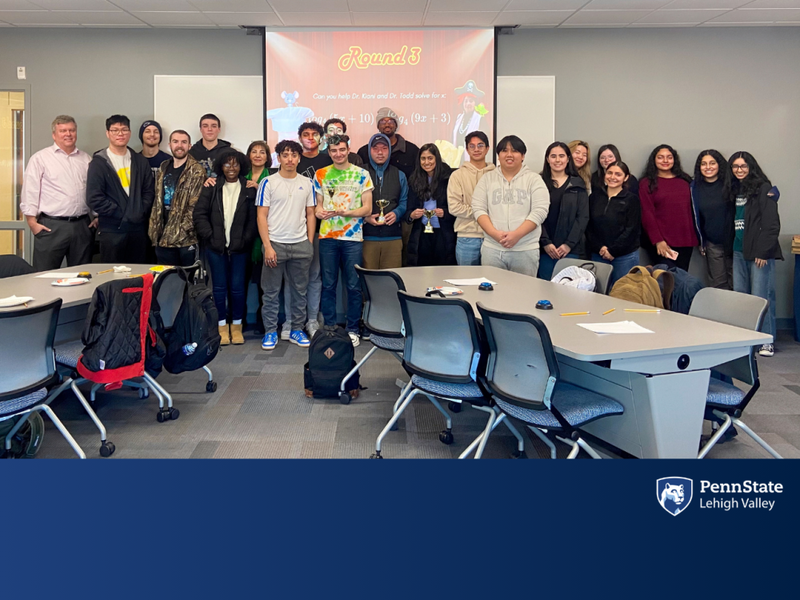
[2,460,795,596]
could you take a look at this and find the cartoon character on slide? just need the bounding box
[452,80,489,162]
[266,91,314,141]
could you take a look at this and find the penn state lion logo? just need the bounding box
[656,477,693,516]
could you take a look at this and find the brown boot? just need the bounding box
[230,323,245,345]
[218,324,230,346]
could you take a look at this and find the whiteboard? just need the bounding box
[496,76,555,169]
[154,75,264,153]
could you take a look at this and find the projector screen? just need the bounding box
[265,28,494,168]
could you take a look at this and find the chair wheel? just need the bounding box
[448,401,462,413]
[100,441,115,457]
[206,381,217,393]
[339,392,352,405]
[511,450,527,459]
[138,387,150,399]
[439,430,454,445]
[169,407,180,420]
[157,410,166,422]
[369,452,383,459]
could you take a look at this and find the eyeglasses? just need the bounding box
[731,165,749,171]
[108,128,130,135]
[467,144,486,150]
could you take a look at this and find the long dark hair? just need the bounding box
[693,149,730,200]
[729,151,771,198]
[642,144,691,193]
[604,160,631,190]
[409,143,444,199]
[591,143,621,190]
[540,141,578,191]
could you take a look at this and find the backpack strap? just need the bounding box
[651,269,675,311]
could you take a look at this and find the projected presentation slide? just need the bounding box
[265,29,494,167]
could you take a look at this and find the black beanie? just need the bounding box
[139,120,163,143]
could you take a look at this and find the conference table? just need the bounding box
[391,266,772,459]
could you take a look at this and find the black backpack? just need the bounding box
[152,268,221,374]
[304,326,360,401]
[0,413,45,459]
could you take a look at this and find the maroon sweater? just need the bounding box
[639,176,698,248]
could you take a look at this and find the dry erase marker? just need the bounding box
[602,308,615,315]
[624,308,661,313]
[560,311,590,317]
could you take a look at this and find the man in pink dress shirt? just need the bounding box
[20,115,96,271]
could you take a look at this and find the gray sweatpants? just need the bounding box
[261,239,314,334]
[481,245,539,277]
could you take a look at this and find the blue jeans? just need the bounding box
[538,252,580,281]
[592,250,640,290]
[733,251,776,337]
[206,248,248,322]
[319,238,363,332]
[456,237,483,266]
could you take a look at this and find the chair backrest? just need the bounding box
[0,299,61,399]
[397,291,481,383]
[477,303,559,411]
[552,257,614,295]
[689,288,767,385]
[0,255,35,279]
[356,266,405,337]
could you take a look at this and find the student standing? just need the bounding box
[537,141,590,281]
[356,107,419,178]
[691,150,733,290]
[406,144,455,267]
[362,134,407,269]
[20,115,95,271]
[448,130,495,266]
[587,161,641,288]
[730,151,782,357]
[591,144,639,196]
[256,140,315,351]
[193,149,257,346]
[639,144,697,271]
[86,114,155,264]
[568,140,592,193]
[323,118,364,167]
[148,130,205,267]
[314,135,373,347]
[138,120,171,177]
[472,135,550,277]
[189,113,232,178]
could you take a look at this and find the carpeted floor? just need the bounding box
[34,331,800,459]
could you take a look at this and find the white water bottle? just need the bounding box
[182,342,198,356]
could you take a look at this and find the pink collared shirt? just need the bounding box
[20,143,92,218]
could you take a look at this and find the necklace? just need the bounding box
[458,112,473,135]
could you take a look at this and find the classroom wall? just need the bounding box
[498,26,799,324]
[0,28,263,155]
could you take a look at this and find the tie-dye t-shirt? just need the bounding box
[313,164,374,241]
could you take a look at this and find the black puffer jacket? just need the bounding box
[738,181,783,261]
[193,177,257,254]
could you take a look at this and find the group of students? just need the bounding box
[19,108,782,358]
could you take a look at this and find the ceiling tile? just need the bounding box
[429,0,508,10]
[506,0,585,8]
[740,0,800,7]
[54,9,144,23]
[495,10,574,25]
[635,8,728,22]
[627,22,696,25]
[699,20,774,24]
[189,0,272,11]
[563,9,653,23]
[110,0,196,10]
[204,11,281,25]
[131,10,213,24]
[348,0,427,11]
[279,11,352,25]
[268,0,348,12]
[664,0,750,7]
[351,12,422,26]
[424,10,499,25]
[16,21,80,25]
[708,7,800,20]
[29,0,117,8]
[0,0,47,8]
[586,0,670,7]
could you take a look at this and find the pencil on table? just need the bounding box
[624,308,661,313]
[602,308,615,315]
[97,268,114,275]
[560,311,590,317]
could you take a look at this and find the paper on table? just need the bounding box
[35,272,81,278]
[443,277,497,286]
[0,295,34,308]
[578,321,654,335]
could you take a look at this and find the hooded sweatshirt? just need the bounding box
[471,165,550,253]
[188,139,232,178]
[447,161,496,238]
[364,133,408,241]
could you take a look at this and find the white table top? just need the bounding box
[0,264,158,311]
[392,266,771,364]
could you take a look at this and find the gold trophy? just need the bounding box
[324,181,337,211]
[423,209,435,234]
[375,199,390,224]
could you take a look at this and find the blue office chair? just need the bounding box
[370,291,525,459]
[0,299,86,459]
[475,303,624,459]
[338,266,406,404]
[689,288,780,459]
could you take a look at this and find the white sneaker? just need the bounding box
[306,320,320,338]
[280,325,291,341]
[348,331,360,347]
[759,344,774,357]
